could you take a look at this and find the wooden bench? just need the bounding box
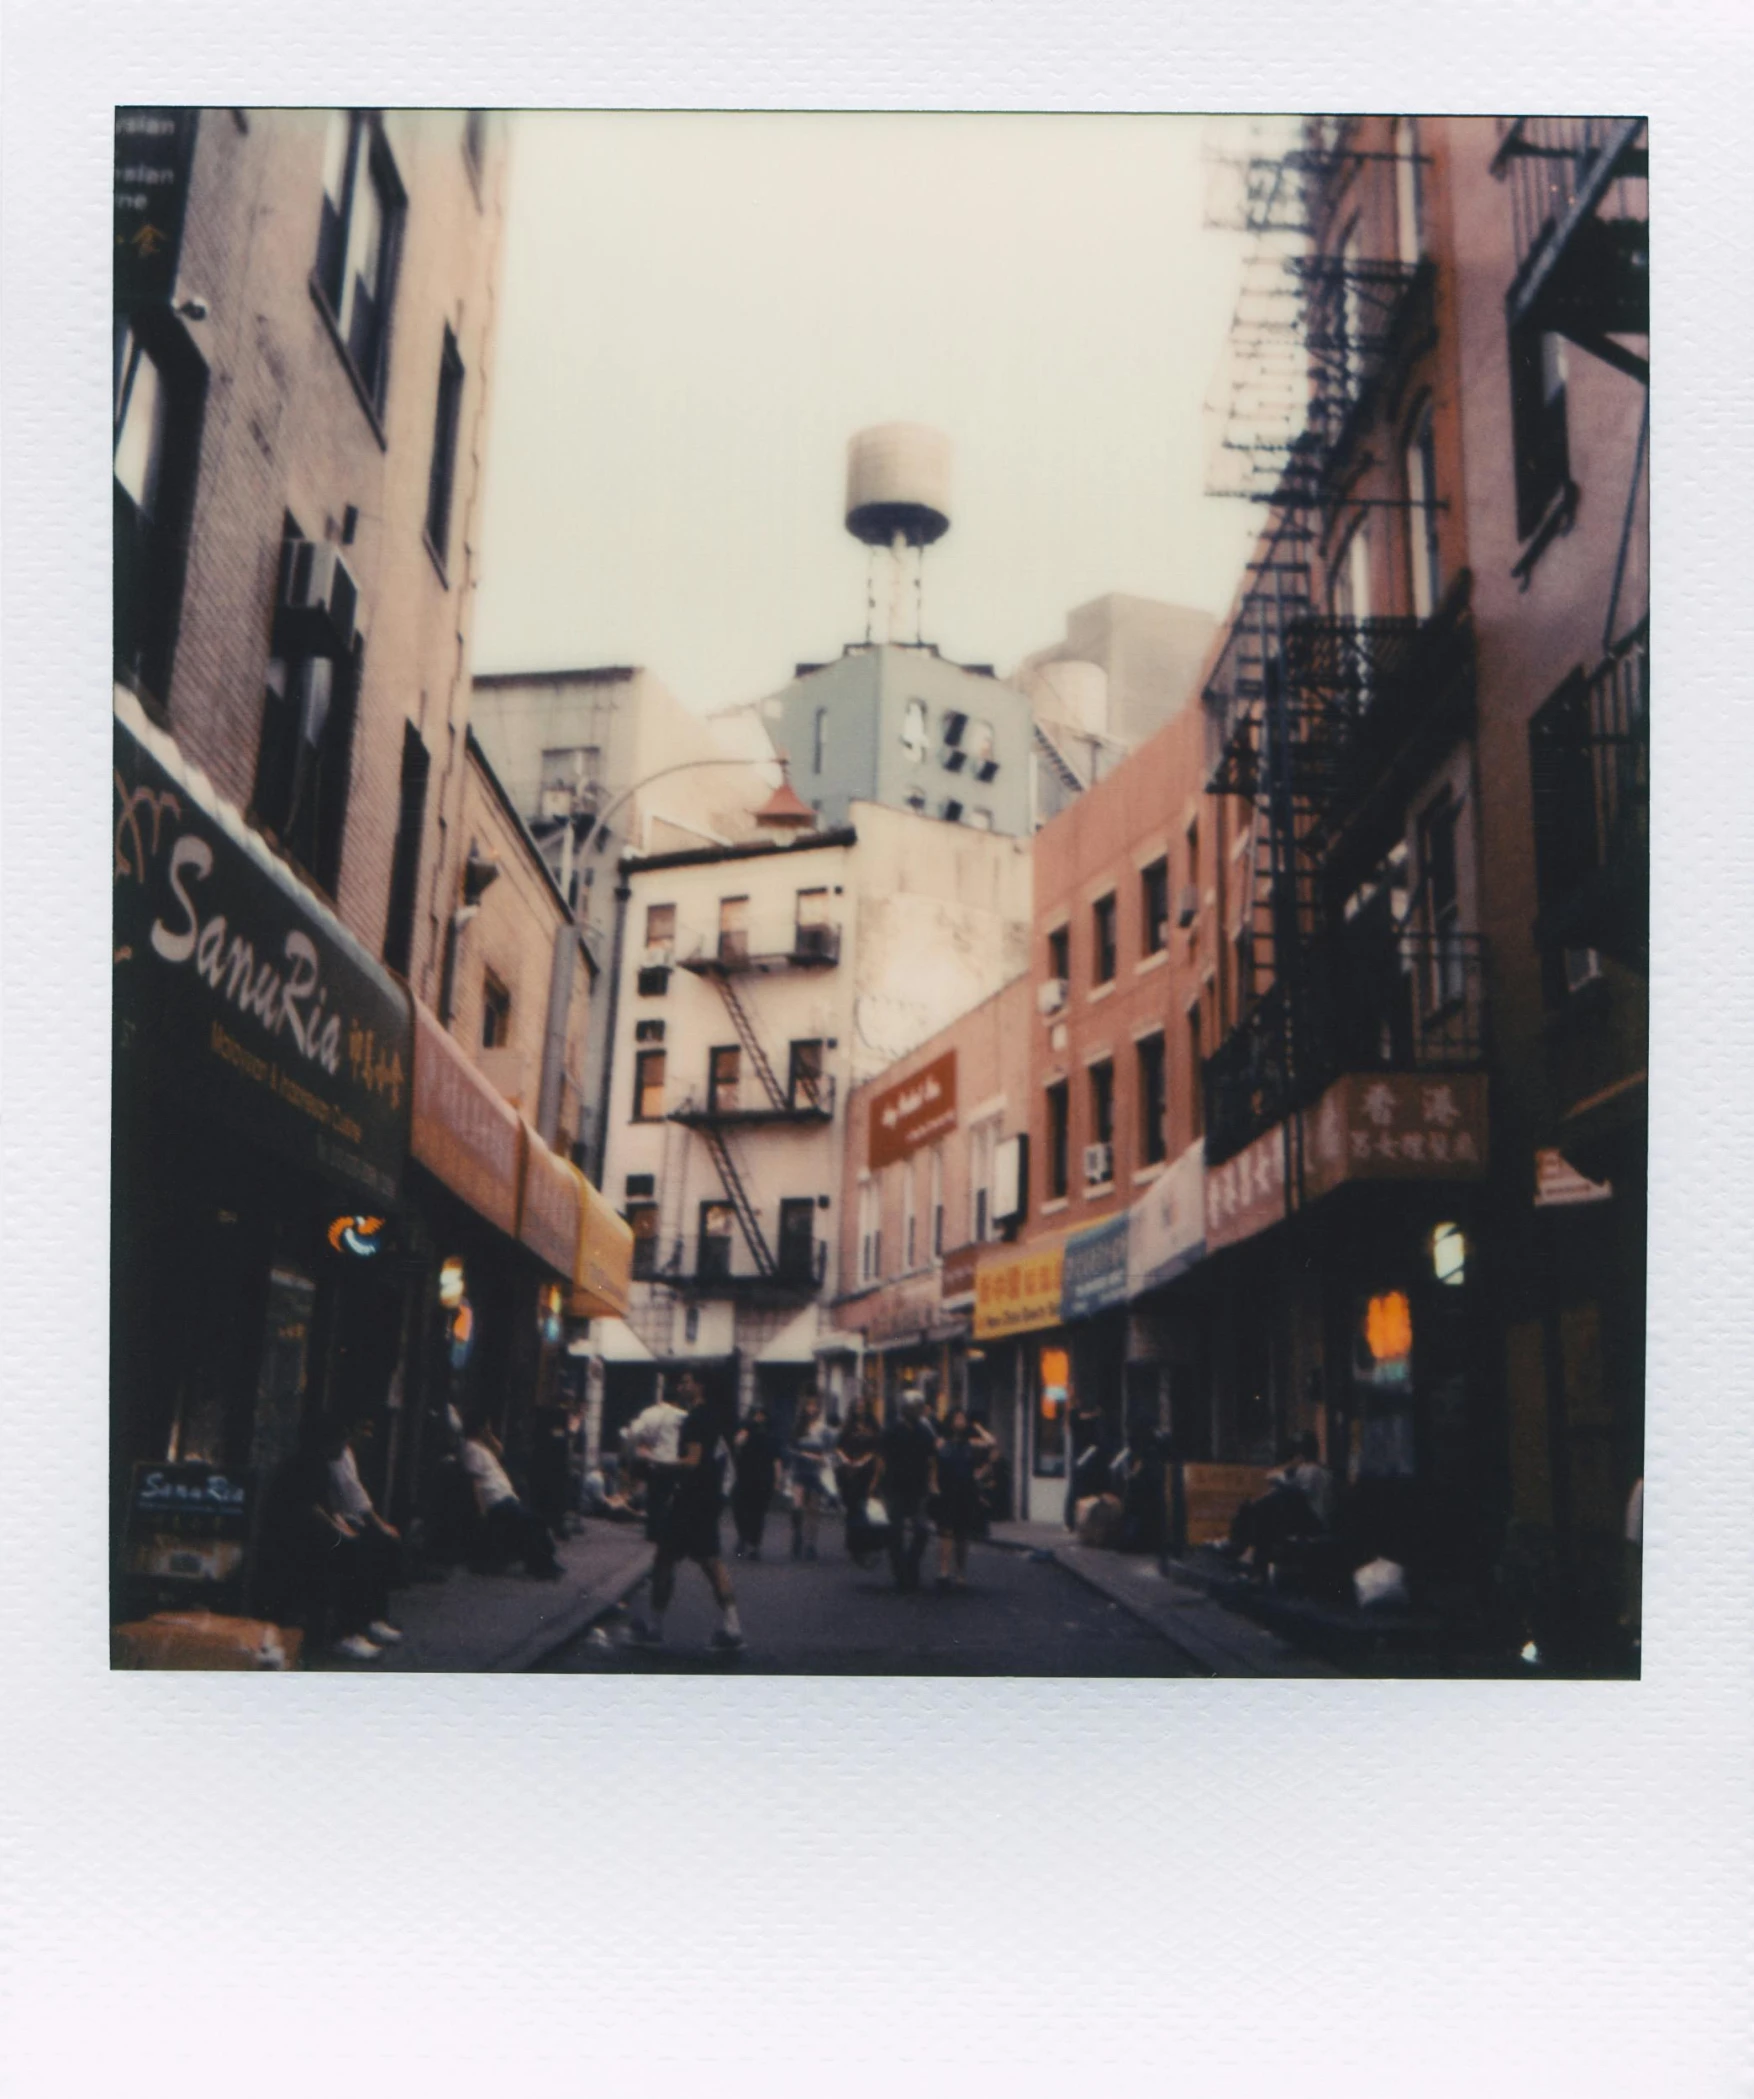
[1180,1463,1276,1547]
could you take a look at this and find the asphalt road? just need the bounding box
[535,1523,1201,1675]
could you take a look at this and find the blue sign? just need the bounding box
[1060,1212,1129,1322]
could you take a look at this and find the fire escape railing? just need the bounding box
[1203,930,1488,1164]
[1494,116,1648,361]
[1529,619,1649,973]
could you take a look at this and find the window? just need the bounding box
[1088,1060,1115,1167]
[480,972,511,1050]
[1137,1033,1167,1166]
[858,1176,882,1284]
[1405,401,1442,621]
[813,706,828,774]
[537,745,601,822]
[1393,116,1424,267]
[632,1049,666,1121]
[1093,893,1117,984]
[708,1045,741,1115]
[970,719,999,782]
[905,790,926,815]
[777,1199,816,1284]
[113,319,202,704]
[698,1203,735,1281]
[718,895,749,961]
[634,1019,665,1044]
[424,327,465,570]
[628,1202,659,1280]
[381,723,430,976]
[643,902,676,960]
[314,111,404,412]
[252,523,361,897]
[1333,517,1372,623]
[1048,924,1070,984]
[930,1145,945,1259]
[1419,790,1465,1010]
[1510,321,1571,539]
[795,888,833,958]
[970,1120,996,1242]
[788,1039,825,1111]
[901,697,928,763]
[903,1161,918,1269]
[1046,1081,1070,1199]
[1141,858,1169,955]
[1187,1006,1205,1138]
[967,807,994,832]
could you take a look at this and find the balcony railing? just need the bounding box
[679,920,842,975]
[1529,621,1649,972]
[1203,930,1488,1164]
[668,1073,837,1128]
[1494,117,1648,346]
[656,1237,828,1299]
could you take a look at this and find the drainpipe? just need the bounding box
[592,858,634,1188]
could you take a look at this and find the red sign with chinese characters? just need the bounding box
[1204,1122,1291,1251]
[1302,1072,1489,1198]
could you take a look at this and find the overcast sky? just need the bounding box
[472,112,1260,715]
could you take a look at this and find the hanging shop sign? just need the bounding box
[327,1214,387,1258]
[517,1121,582,1278]
[973,1236,1065,1341]
[1205,1121,1291,1252]
[1061,1211,1130,1322]
[570,1171,634,1320]
[115,107,198,311]
[410,1000,521,1237]
[113,699,411,1203]
[868,1050,958,1170]
[1534,1147,1613,1207]
[1127,1138,1207,1297]
[1302,1072,1490,1199]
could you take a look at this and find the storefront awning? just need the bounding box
[1127,1139,1206,1296]
[112,689,412,1203]
[518,1120,581,1278]
[410,1000,521,1235]
[571,1315,653,1362]
[570,1171,633,1320]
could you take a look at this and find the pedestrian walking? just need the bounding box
[624,1378,689,1558]
[931,1408,996,1591]
[730,1403,783,1559]
[835,1396,882,1534]
[629,1370,744,1653]
[876,1389,938,1592]
[787,1391,835,1561]
[1064,1392,1108,1533]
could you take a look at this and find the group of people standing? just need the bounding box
[614,1376,1006,1651]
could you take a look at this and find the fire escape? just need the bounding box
[1200,118,1480,1167]
[658,916,838,1299]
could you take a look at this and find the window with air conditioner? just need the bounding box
[708,1045,742,1115]
[539,746,601,822]
[698,1202,735,1281]
[314,110,405,414]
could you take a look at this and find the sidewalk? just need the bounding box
[983,1521,1341,1678]
[311,1518,654,1673]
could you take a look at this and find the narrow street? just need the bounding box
[537,1526,1202,1675]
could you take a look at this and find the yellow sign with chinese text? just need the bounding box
[973,1237,1065,1340]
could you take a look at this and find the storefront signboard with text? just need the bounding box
[1127,1138,1207,1296]
[973,1237,1065,1341]
[868,1050,958,1169]
[939,1241,980,1306]
[1205,1122,1291,1252]
[410,1001,521,1236]
[115,107,198,311]
[1302,1072,1490,1199]
[1061,1212,1130,1321]
[113,702,411,1202]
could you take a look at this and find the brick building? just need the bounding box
[111,108,628,1630]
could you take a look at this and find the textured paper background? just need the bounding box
[5,5,1750,2093]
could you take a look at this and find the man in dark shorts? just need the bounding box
[628,1370,745,1653]
[876,1388,938,1593]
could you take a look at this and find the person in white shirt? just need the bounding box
[461,1415,561,1578]
[624,1386,688,1546]
[323,1419,403,1655]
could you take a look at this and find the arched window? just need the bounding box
[1404,399,1441,620]
[1394,117,1424,269]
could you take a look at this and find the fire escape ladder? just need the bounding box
[698,1124,776,1276]
[708,973,787,1108]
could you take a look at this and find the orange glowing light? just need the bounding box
[1363,1291,1413,1364]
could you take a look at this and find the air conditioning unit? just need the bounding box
[1082,1141,1114,1186]
[640,943,674,970]
[275,538,359,660]
[1037,977,1068,1017]
[1176,883,1200,928]
[1563,946,1604,995]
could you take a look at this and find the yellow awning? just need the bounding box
[569,1168,633,1319]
